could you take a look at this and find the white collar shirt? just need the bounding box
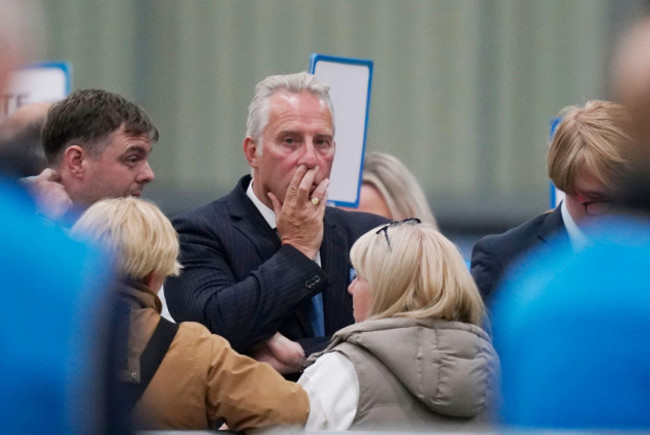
[561,200,588,250]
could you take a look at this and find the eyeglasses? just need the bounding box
[577,195,614,217]
[375,218,421,251]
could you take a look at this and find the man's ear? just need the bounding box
[62,145,86,179]
[243,137,259,169]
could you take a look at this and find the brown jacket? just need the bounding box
[117,281,309,431]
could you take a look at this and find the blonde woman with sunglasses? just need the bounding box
[298,219,499,431]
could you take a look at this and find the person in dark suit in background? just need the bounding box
[471,100,637,303]
[165,72,387,373]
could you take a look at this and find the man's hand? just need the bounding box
[269,165,329,259]
[250,332,305,374]
[21,168,73,220]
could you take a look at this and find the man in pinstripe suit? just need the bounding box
[165,72,387,372]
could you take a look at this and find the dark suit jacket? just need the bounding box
[165,175,388,354]
[471,206,568,303]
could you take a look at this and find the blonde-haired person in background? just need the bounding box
[471,100,638,302]
[298,220,498,431]
[71,197,309,431]
[343,152,438,228]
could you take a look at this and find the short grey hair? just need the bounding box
[245,72,335,152]
[363,152,438,228]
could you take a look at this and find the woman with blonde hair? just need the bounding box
[348,152,438,228]
[298,219,498,431]
[71,197,309,431]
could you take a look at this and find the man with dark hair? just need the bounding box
[25,89,157,221]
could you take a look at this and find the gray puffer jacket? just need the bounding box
[307,317,500,431]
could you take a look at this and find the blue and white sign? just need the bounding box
[2,61,71,120]
[310,54,373,207]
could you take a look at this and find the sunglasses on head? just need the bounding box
[375,218,421,251]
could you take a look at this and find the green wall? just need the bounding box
[35,0,644,230]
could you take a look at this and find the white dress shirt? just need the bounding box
[561,200,588,250]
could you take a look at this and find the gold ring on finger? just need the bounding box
[311,197,320,206]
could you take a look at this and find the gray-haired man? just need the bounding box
[166,72,387,372]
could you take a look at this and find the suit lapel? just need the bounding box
[538,205,568,244]
[228,176,312,335]
[320,212,351,335]
[228,177,281,260]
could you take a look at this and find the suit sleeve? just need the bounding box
[470,236,503,302]
[165,213,329,353]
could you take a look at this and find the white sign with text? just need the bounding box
[2,62,70,121]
